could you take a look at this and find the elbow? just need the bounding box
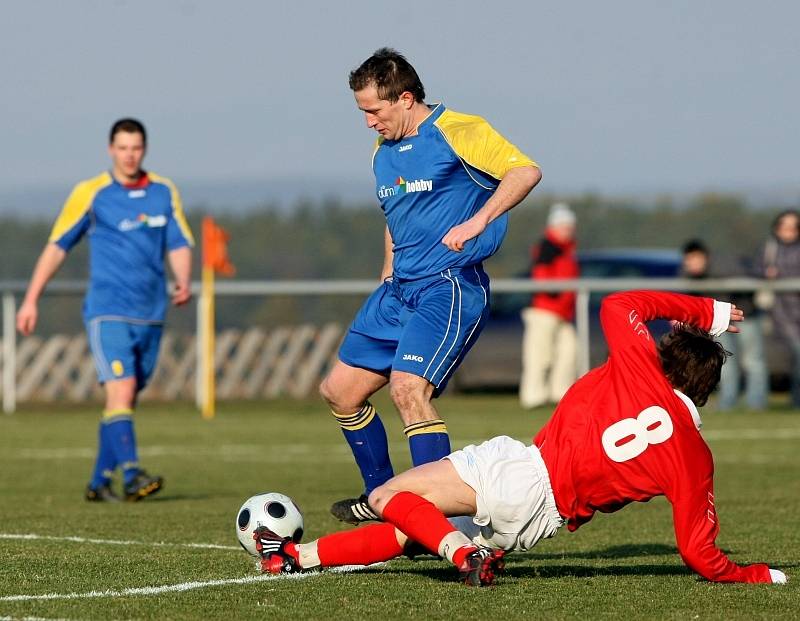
[679,549,716,582]
[525,165,542,191]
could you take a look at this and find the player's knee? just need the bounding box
[367,485,396,516]
[319,376,345,410]
[318,376,334,405]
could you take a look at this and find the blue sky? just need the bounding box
[1,1,798,210]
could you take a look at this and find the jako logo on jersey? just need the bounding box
[377,176,433,199]
[402,354,424,363]
[118,214,168,232]
[398,144,413,152]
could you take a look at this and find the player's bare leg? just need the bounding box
[321,361,393,522]
[388,370,437,426]
[390,369,452,469]
[369,459,477,516]
[104,376,137,411]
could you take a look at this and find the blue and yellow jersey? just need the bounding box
[373,103,537,280]
[49,171,194,322]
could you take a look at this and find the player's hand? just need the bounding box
[16,301,38,336]
[172,281,192,306]
[441,217,486,252]
[769,568,788,584]
[726,304,744,333]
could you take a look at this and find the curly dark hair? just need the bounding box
[658,326,730,406]
[349,47,425,103]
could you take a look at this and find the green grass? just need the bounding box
[0,395,798,620]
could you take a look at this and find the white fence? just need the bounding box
[2,277,798,412]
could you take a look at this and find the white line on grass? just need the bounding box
[4,443,357,461]
[0,565,373,602]
[0,616,72,621]
[0,533,240,551]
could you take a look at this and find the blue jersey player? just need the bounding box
[322,49,542,523]
[16,118,194,502]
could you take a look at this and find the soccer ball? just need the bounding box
[235,492,304,557]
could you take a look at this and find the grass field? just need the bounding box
[1,395,799,620]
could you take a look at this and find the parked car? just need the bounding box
[451,249,790,392]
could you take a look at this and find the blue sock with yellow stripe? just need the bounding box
[332,402,394,494]
[404,419,451,467]
[103,409,140,485]
[89,420,117,489]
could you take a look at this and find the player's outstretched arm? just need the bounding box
[673,502,788,583]
[16,243,67,336]
[670,476,786,584]
[600,290,738,358]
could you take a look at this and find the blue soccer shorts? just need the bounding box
[86,317,164,389]
[339,265,491,395]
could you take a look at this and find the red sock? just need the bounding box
[382,491,474,565]
[312,523,404,567]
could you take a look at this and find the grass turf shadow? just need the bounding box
[518,542,679,561]
[358,562,693,584]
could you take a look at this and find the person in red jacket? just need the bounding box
[520,202,579,408]
[255,291,787,587]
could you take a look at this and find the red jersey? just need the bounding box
[534,290,770,583]
[530,230,578,321]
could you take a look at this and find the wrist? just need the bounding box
[710,300,731,336]
[476,210,492,227]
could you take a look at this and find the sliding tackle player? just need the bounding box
[258,290,788,586]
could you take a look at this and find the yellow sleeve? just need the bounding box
[149,172,195,247]
[434,110,538,180]
[48,172,111,245]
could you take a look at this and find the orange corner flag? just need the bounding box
[202,216,235,276]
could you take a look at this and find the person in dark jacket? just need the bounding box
[520,203,578,408]
[681,240,767,411]
[763,210,800,407]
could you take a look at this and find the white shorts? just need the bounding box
[446,435,564,552]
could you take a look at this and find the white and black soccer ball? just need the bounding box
[235,492,304,557]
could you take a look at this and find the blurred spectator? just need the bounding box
[520,203,578,409]
[762,210,800,407]
[681,239,767,411]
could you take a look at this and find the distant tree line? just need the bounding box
[1,193,784,335]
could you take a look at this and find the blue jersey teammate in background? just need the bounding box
[17,118,194,502]
[321,49,542,523]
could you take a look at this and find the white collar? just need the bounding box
[673,389,703,430]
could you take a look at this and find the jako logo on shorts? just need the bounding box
[402,354,424,363]
[378,177,433,199]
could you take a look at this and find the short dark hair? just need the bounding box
[109,118,147,145]
[349,48,425,103]
[658,326,729,406]
[681,239,708,256]
[772,209,800,233]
